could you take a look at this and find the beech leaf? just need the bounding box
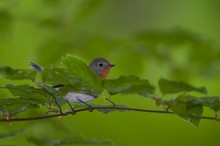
[159,78,207,95]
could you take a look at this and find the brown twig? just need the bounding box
[0,106,219,122]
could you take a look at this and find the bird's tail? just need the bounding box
[30,61,43,72]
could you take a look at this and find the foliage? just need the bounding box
[0,66,36,81]
[0,55,219,129]
[0,1,220,146]
[0,129,26,139]
[26,135,115,146]
[0,129,114,146]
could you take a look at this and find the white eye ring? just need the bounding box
[98,62,104,67]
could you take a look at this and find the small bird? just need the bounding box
[31,57,115,111]
[64,57,115,103]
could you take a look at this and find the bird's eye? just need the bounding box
[98,62,104,67]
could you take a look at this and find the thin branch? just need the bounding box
[0,106,219,122]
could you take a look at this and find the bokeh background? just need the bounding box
[0,0,220,146]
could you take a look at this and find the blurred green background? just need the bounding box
[0,0,220,146]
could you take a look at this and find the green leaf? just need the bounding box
[0,106,4,113]
[200,96,220,112]
[26,135,115,146]
[0,129,26,139]
[4,84,50,105]
[104,75,155,97]
[41,83,67,106]
[159,78,207,95]
[10,104,39,116]
[189,43,218,68]
[0,66,37,81]
[61,54,103,92]
[42,66,82,86]
[42,55,104,99]
[135,28,201,47]
[42,54,102,95]
[0,84,51,115]
[0,98,39,115]
[163,94,203,126]
[0,97,43,106]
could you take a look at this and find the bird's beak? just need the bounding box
[109,64,115,67]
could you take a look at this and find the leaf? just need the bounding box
[41,83,67,106]
[0,98,39,116]
[4,84,50,105]
[159,78,207,95]
[189,43,218,68]
[42,55,104,100]
[10,104,39,116]
[0,66,37,81]
[0,129,26,139]
[61,54,103,92]
[42,66,82,86]
[0,106,4,113]
[0,97,42,106]
[135,28,201,47]
[0,84,51,115]
[26,135,115,146]
[104,75,155,97]
[200,96,220,112]
[163,94,203,126]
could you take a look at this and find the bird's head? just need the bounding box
[89,58,115,79]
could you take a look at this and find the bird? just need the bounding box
[30,57,115,112]
[31,57,115,79]
[63,57,115,103]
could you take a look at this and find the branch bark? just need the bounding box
[0,106,219,122]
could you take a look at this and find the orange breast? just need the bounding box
[99,66,111,79]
